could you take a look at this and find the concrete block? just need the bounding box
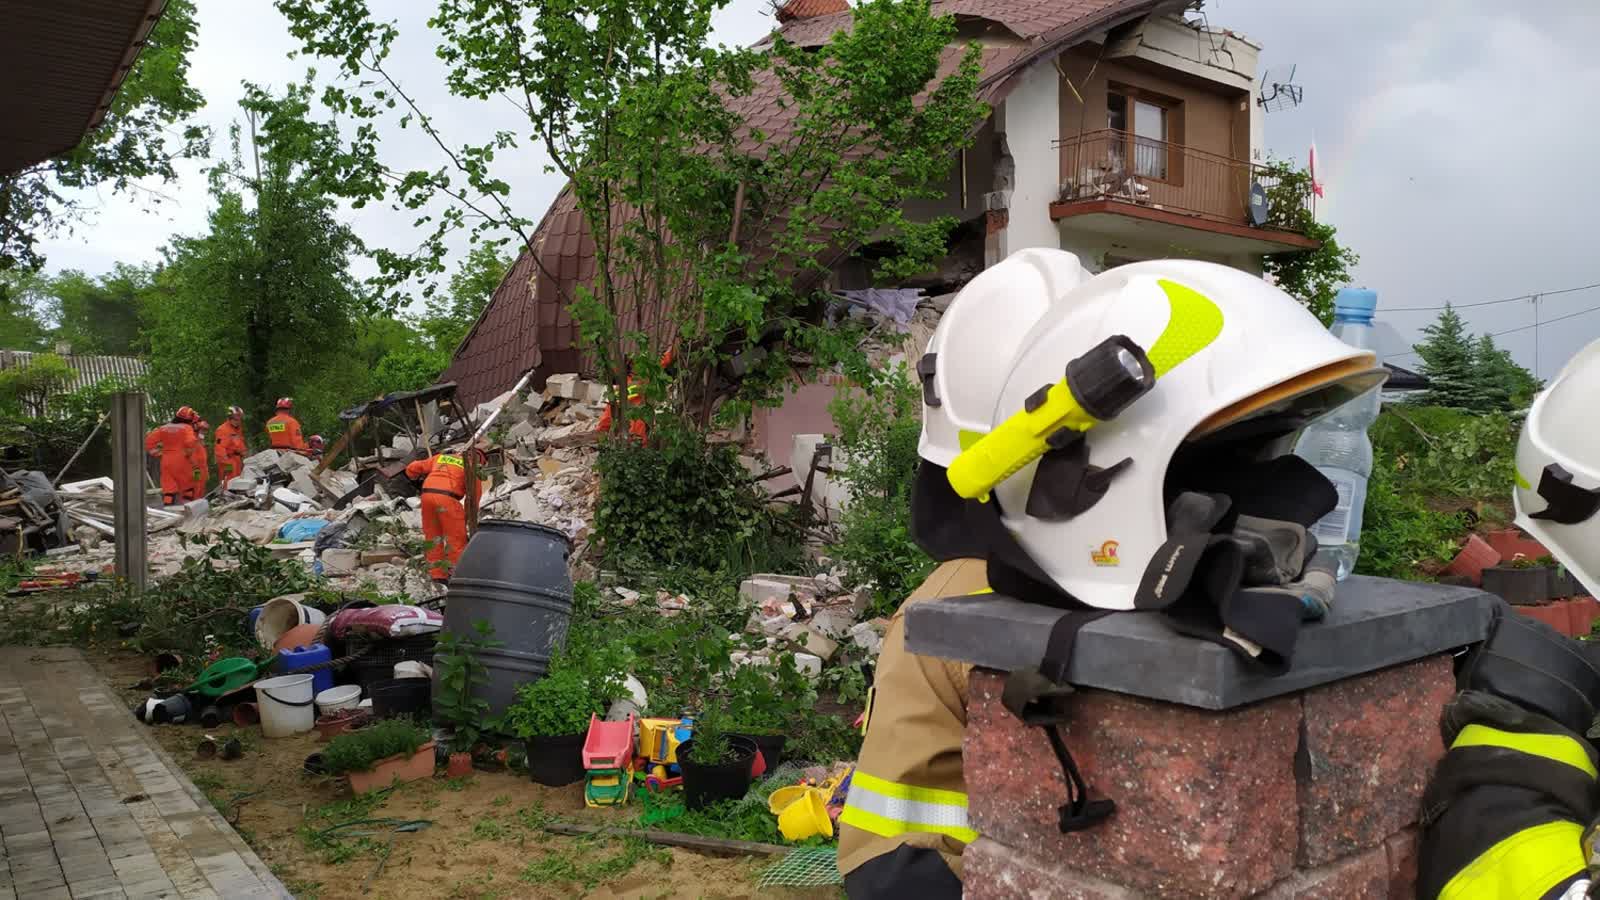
[904,576,1496,709]
[780,623,837,661]
[510,491,540,522]
[793,652,822,676]
[277,451,312,472]
[965,670,1300,897]
[577,380,609,405]
[290,470,320,500]
[226,475,258,493]
[546,373,580,399]
[243,449,282,471]
[321,548,361,575]
[391,434,415,452]
[1297,657,1452,866]
[808,608,855,640]
[545,420,599,448]
[508,420,539,444]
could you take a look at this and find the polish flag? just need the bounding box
[1309,142,1325,198]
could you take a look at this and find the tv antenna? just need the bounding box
[1257,65,1304,112]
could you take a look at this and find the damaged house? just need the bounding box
[444,0,1315,464]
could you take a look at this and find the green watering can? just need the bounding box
[183,657,274,700]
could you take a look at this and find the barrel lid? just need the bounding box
[477,518,573,547]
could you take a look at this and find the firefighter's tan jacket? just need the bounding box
[839,558,990,879]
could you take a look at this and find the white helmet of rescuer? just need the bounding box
[918,248,1092,467]
[960,259,1386,610]
[1514,338,1600,596]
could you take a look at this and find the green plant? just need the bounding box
[829,364,934,615]
[434,620,502,752]
[321,718,432,776]
[1258,159,1360,325]
[595,430,806,576]
[502,639,624,739]
[685,707,736,766]
[518,838,669,889]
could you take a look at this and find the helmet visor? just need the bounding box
[1189,355,1388,443]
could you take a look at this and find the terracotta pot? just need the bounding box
[1514,603,1572,637]
[1484,529,1551,565]
[347,741,436,794]
[446,752,473,778]
[274,623,322,653]
[1569,596,1600,637]
[1441,534,1500,586]
[314,710,370,742]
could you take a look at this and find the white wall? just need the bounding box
[994,64,1061,256]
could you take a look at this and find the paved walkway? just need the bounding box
[0,647,289,899]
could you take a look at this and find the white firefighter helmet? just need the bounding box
[919,248,1092,467]
[962,259,1386,610]
[1514,337,1600,595]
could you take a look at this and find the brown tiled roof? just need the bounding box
[444,0,1162,407]
[776,0,851,24]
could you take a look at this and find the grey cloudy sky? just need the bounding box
[36,0,1600,378]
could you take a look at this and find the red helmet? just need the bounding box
[175,406,198,423]
[309,435,325,449]
[227,406,244,419]
[276,397,294,410]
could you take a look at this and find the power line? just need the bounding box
[1384,280,1600,313]
[1387,300,1600,360]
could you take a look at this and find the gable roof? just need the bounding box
[443,0,1168,407]
[0,350,148,395]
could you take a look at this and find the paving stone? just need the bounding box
[67,874,125,898]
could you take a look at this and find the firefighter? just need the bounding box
[598,347,674,441]
[214,407,247,482]
[839,252,1386,896]
[144,406,203,506]
[405,443,487,584]
[307,434,325,462]
[266,397,308,453]
[1415,337,1600,900]
[185,420,210,501]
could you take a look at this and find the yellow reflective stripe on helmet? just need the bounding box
[1452,724,1598,778]
[1148,279,1225,377]
[1516,470,1533,490]
[437,454,465,468]
[841,772,978,845]
[1438,820,1584,900]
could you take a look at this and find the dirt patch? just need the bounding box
[90,651,837,899]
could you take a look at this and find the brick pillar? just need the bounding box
[962,656,1454,899]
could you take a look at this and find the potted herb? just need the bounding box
[677,708,758,810]
[504,667,603,786]
[434,622,502,777]
[322,718,435,794]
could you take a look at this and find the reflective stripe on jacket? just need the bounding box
[838,558,990,880]
[1421,720,1595,900]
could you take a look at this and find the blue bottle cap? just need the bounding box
[1333,288,1377,320]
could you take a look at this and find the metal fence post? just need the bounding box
[110,391,147,592]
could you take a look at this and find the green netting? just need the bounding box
[758,847,842,888]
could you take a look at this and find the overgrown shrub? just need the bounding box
[594,426,806,576]
[322,718,432,775]
[0,375,142,477]
[828,365,933,615]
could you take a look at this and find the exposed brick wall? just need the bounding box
[962,656,1454,899]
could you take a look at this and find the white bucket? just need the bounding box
[255,595,327,649]
[255,674,315,737]
[315,685,361,716]
[393,661,431,680]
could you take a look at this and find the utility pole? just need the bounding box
[110,392,147,592]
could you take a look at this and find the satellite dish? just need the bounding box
[1257,64,1304,113]
[1248,182,1270,226]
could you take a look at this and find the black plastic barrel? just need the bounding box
[435,520,574,720]
[370,678,432,720]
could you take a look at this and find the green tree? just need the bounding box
[144,82,379,436]
[0,270,50,350]
[276,0,986,434]
[1470,332,1541,413]
[1414,305,1478,409]
[421,244,510,354]
[40,264,153,355]
[0,0,207,274]
[1260,161,1361,324]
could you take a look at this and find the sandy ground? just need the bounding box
[89,651,840,900]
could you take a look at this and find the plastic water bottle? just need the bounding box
[1295,289,1382,581]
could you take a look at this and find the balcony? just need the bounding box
[1051,129,1320,255]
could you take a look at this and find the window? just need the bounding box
[1107,90,1170,180]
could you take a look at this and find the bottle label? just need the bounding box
[1312,475,1356,545]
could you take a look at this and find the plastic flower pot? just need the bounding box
[677,736,758,811]
[447,751,473,778]
[524,732,587,787]
[369,678,432,721]
[1482,566,1552,606]
[347,741,437,794]
[314,710,369,742]
[732,733,788,772]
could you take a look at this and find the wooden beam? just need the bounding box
[315,414,369,475]
[542,823,793,857]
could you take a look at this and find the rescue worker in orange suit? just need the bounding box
[307,435,325,462]
[144,407,203,506]
[184,420,211,501]
[598,347,674,441]
[213,407,247,482]
[266,397,308,454]
[405,445,486,584]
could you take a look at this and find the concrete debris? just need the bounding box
[656,591,690,616]
[400,510,423,529]
[244,449,283,471]
[578,380,609,405]
[546,373,580,399]
[508,420,539,444]
[808,608,855,640]
[537,457,563,478]
[509,491,540,522]
[793,652,823,677]
[290,470,320,500]
[277,451,312,472]
[780,622,838,661]
[405,496,422,510]
[321,547,361,575]
[360,548,407,566]
[227,475,258,492]
[73,525,103,550]
[271,487,313,508]
[849,620,885,657]
[614,587,640,607]
[391,435,415,452]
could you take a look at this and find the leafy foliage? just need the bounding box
[684,707,736,766]
[0,375,141,478]
[1414,305,1479,409]
[1260,161,1360,324]
[39,265,154,355]
[322,718,432,775]
[1,0,208,273]
[503,630,628,738]
[420,244,511,355]
[594,429,806,576]
[0,353,76,417]
[432,621,502,752]
[1470,332,1542,412]
[828,365,933,615]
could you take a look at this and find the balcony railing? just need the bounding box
[1054,129,1312,233]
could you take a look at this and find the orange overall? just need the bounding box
[598,348,673,440]
[405,452,485,581]
[214,420,247,481]
[184,431,209,500]
[266,412,307,452]
[145,423,201,506]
